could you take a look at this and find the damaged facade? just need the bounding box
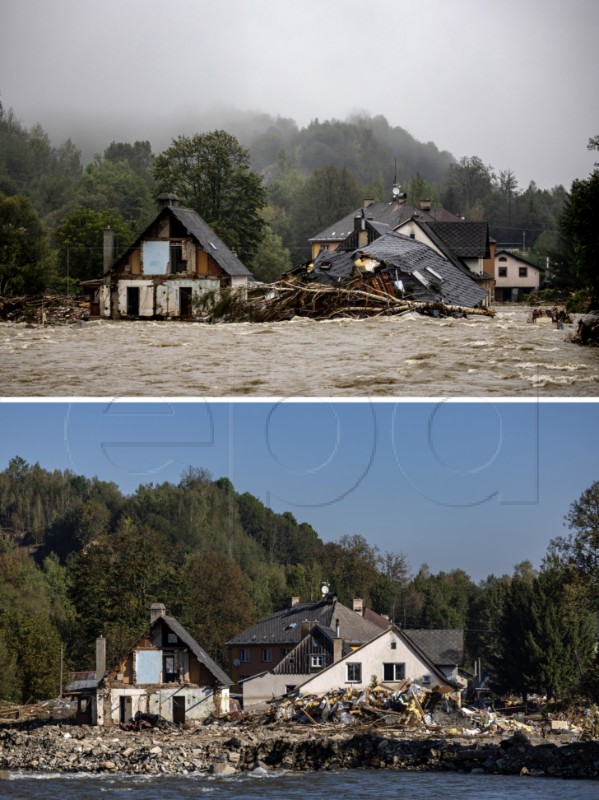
[82,194,254,319]
[66,603,231,727]
[228,594,465,708]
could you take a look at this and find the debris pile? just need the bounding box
[528,306,572,325]
[0,294,90,325]
[120,711,172,732]
[206,273,495,323]
[571,310,599,345]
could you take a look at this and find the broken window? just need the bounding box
[142,241,169,274]
[163,653,177,682]
[383,663,406,682]
[170,244,187,274]
[346,662,362,682]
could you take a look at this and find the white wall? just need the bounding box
[297,630,450,696]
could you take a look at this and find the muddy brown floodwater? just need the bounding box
[0,307,597,397]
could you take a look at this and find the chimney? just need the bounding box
[335,617,340,637]
[289,596,300,608]
[96,636,106,680]
[103,226,114,275]
[150,602,166,624]
[418,199,432,212]
[333,637,343,663]
[352,598,364,615]
[157,192,180,208]
[362,198,375,208]
[300,620,311,638]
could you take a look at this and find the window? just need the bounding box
[163,654,177,682]
[310,655,324,669]
[262,648,272,663]
[498,267,507,277]
[280,648,291,658]
[498,256,508,262]
[519,267,528,278]
[390,641,397,650]
[239,648,250,663]
[346,662,362,683]
[167,633,178,644]
[383,663,406,682]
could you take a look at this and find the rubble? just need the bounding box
[0,294,90,325]
[528,306,572,326]
[204,273,495,323]
[571,310,599,345]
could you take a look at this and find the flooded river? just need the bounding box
[1,307,597,397]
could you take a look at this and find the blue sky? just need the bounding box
[0,401,596,582]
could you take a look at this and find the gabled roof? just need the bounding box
[113,204,252,278]
[402,629,464,666]
[272,623,352,675]
[309,201,462,244]
[296,625,459,692]
[158,615,232,686]
[425,221,490,260]
[227,599,387,647]
[495,248,545,271]
[168,206,252,277]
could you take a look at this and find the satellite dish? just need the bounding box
[321,582,330,596]
[392,185,401,197]
[233,658,241,667]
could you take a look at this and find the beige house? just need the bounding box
[494,249,544,301]
[66,603,232,727]
[82,193,254,319]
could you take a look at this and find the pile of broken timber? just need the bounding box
[0,294,90,324]
[210,273,495,323]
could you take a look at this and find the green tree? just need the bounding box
[250,224,292,282]
[558,163,599,304]
[153,130,267,263]
[0,193,51,294]
[53,207,132,286]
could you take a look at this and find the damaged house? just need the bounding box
[66,603,232,727]
[82,193,254,319]
[307,223,489,310]
[227,594,389,706]
[293,625,464,699]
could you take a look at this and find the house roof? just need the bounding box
[272,623,352,675]
[495,248,545,271]
[296,625,459,692]
[227,599,387,647]
[309,201,462,244]
[160,615,232,686]
[168,206,252,277]
[113,204,252,278]
[65,670,99,694]
[425,221,490,260]
[308,231,487,308]
[402,629,464,666]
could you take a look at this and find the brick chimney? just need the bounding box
[150,602,166,624]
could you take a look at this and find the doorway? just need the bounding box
[126,286,140,316]
[119,695,133,724]
[172,695,186,724]
[179,286,192,318]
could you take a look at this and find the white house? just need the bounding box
[294,626,462,698]
[494,249,544,301]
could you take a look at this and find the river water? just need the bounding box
[1,308,597,397]
[1,770,597,800]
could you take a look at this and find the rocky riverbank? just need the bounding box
[0,722,597,780]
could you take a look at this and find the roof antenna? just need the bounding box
[392,158,405,202]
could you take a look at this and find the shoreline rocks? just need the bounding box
[0,723,597,780]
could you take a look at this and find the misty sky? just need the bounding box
[1,0,598,189]
[1,401,596,583]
